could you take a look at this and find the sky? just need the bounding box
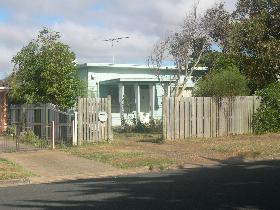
[0,0,236,79]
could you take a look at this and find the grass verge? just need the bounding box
[0,158,35,180]
[64,132,280,171]
[199,135,280,159]
[65,145,174,170]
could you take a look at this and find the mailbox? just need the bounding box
[98,112,108,123]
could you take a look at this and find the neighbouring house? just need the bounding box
[0,86,9,133]
[77,63,207,126]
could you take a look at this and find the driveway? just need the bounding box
[0,150,123,184]
[0,159,279,210]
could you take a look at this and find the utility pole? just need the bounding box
[103,36,130,64]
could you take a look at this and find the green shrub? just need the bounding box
[253,82,280,134]
[194,55,249,97]
[121,118,162,133]
[193,66,249,97]
[20,130,48,147]
[6,125,16,136]
[134,119,162,133]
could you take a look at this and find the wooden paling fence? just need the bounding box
[162,96,261,140]
[77,96,112,144]
[10,103,74,144]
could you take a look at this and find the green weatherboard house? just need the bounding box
[77,63,207,126]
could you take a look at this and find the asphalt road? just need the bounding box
[0,159,280,210]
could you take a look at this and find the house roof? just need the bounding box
[78,63,176,69]
[77,63,208,71]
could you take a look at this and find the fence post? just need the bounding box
[72,119,75,146]
[107,95,113,141]
[51,121,55,149]
[77,98,83,145]
[20,104,26,132]
[162,97,167,141]
[73,111,78,146]
[45,104,49,141]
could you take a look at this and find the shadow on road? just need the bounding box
[2,158,280,210]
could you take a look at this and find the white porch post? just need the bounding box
[118,83,124,121]
[167,85,171,96]
[149,84,155,119]
[134,84,140,117]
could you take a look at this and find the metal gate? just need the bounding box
[0,127,50,153]
[0,103,74,152]
[0,135,19,153]
[10,103,74,145]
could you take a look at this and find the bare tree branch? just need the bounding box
[148,2,211,97]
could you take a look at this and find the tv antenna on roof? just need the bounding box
[103,36,130,64]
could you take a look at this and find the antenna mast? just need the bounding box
[103,36,130,64]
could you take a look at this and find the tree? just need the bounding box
[10,28,84,109]
[202,2,232,51]
[148,2,211,97]
[229,0,280,91]
[193,56,249,97]
[204,0,280,92]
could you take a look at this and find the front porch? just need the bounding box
[99,78,164,126]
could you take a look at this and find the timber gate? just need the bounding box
[77,96,112,144]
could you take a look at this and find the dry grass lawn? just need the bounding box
[65,132,280,171]
[0,158,34,180]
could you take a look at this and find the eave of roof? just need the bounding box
[99,78,172,85]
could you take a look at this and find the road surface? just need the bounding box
[0,159,280,210]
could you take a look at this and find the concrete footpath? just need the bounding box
[0,150,128,185]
